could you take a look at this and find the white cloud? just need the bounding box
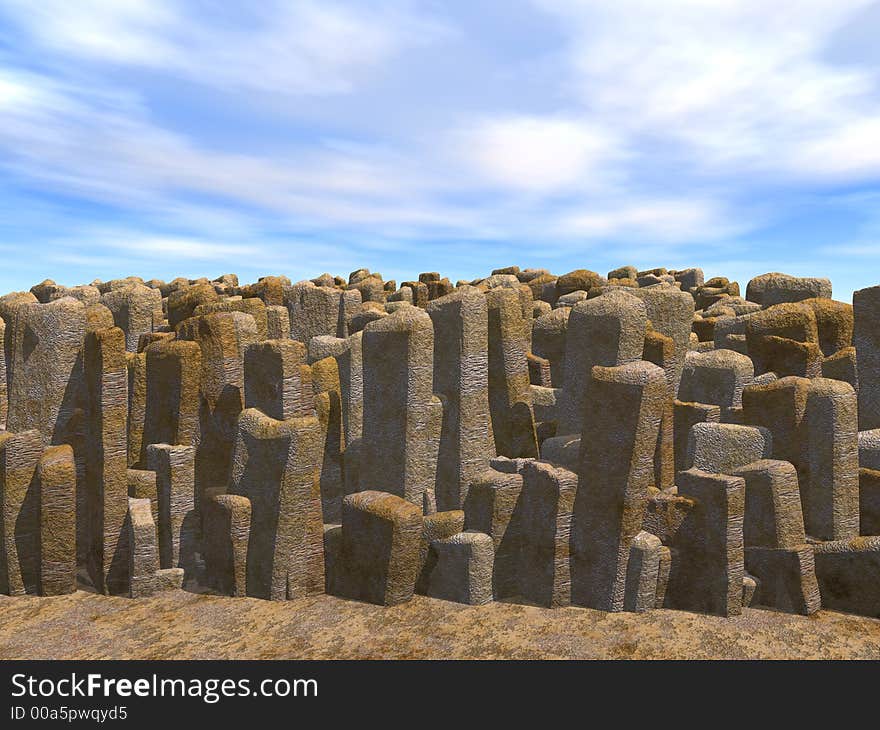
[2,0,175,65]
[1,0,879,276]
[1,0,447,96]
[533,0,880,182]
[556,197,738,241]
[459,115,620,193]
[0,68,472,231]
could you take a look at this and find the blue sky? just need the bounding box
[0,1,879,301]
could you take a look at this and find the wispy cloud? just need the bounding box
[0,1,877,295]
[1,1,448,96]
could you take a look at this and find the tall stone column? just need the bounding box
[359,308,442,507]
[570,360,666,611]
[229,408,325,601]
[427,289,495,510]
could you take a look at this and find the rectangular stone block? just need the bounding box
[229,408,324,601]
[673,400,720,475]
[664,469,745,617]
[730,459,806,548]
[518,461,575,608]
[37,445,76,595]
[145,443,196,571]
[686,422,772,475]
[341,490,423,606]
[571,360,666,611]
[127,497,158,598]
[243,340,311,420]
[813,536,880,617]
[0,430,41,595]
[624,531,663,613]
[203,493,251,597]
[424,531,494,605]
[463,468,524,600]
[745,545,820,614]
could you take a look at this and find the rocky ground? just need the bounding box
[1,590,879,659]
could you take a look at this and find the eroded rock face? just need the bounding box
[1,266,878,625]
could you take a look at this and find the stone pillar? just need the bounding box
[427,289,495,510]
[311,357,345,523]
[145,443,196,571]
[286,282,360,342]
[672,400,720,475]
[243,340,312,420]
[556,290,646,437]
[678,348,754,422]
[743,376,858,541]
[630,287,695,397]
[266,305,290,340]
[0,316,6,431]
[532,307,570,387]
[463,468,525,600]
[143,339,201,461]
[518,460,576,608]
[126,352,147,467]
[203,493,251,597]
[127,497,158,598]
[309,333,365,451]
[570,360,666,611]
[100,283,161,352]
[37,444,77,595]
[665,468,745,616]
[423,531,494,605]
[178,311,258,508]
[229,408,324,601]
[623,531,664,613]
[341,490,423,606]
[0,430,41,595]
[804,379,859,540]
[486,287,538,458]
[84,327,129,595]
[854,284,880,429]
[7,297,86,441]
[359,308,442,506]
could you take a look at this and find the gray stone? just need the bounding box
[556,290,647,436]
[427,289,495,510]
[571,360,666,611]
[341,490,423,606]
[127,497,158,598]
[359,308,442,506]
[686,422,772,474]
[424,530,494,605]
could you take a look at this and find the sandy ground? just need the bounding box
[1,590,880,659]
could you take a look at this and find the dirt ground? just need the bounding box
[1,590,879,659]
